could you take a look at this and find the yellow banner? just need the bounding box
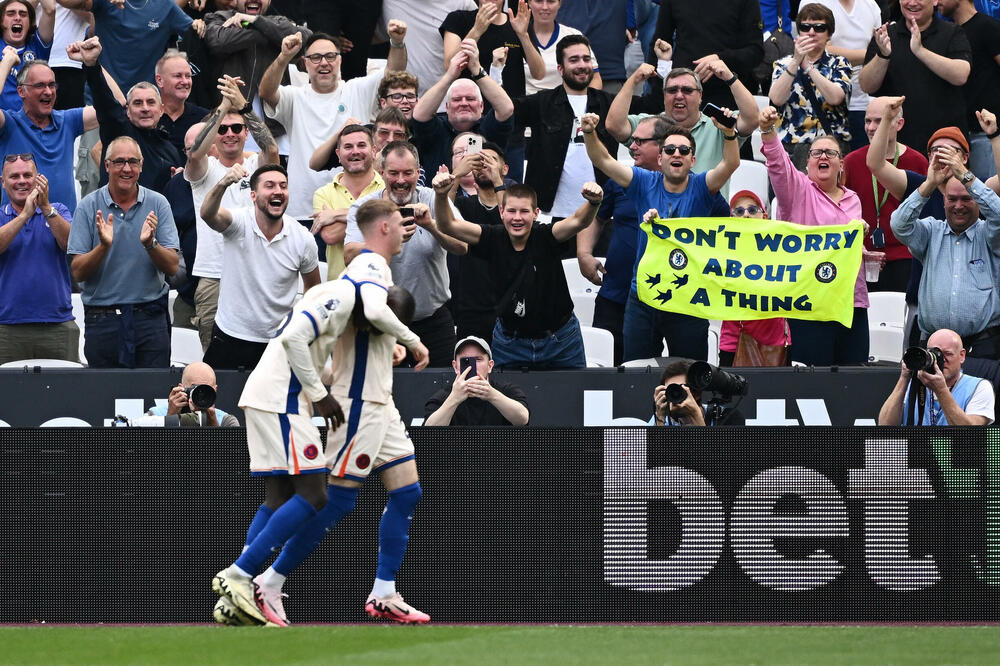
[636,217,863,327]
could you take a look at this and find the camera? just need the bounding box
[686,361,748,398]
[185,384,216,410]
[902,346,944,374]
[665,383,689,404]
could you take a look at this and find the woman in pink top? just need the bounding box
[758,105,870,366]
[718,190,790,366]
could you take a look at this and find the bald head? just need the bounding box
[182,361,218,388]
[865,96,904,144]
[927,329,962,353]
[184,122,206,153]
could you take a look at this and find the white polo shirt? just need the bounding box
[215,207,319,342]
[187,153,259,279]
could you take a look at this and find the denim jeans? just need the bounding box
[83,300,170,368]
[491,314,586,370]
[969,131,998,182]
[623,290,708,362]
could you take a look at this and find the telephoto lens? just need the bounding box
[665,383,689,404]
[902,347,944,374]
[186,384,217,410]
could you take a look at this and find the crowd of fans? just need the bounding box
[1,0,999,374]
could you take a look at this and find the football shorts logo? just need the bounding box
[303,444,319,460]
[355,454,371,469]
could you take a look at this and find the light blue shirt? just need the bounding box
[890,179,1000,337]
[67,185,178,306]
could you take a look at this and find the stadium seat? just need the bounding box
[770,197,779,220]
[71,293,87,365]
[707,320,721,366]
[0,359,84,368]
[171,328,203,367]
[580,326,615,367]
[571,291,597,329]
[729,160,769,205]
[868,291,906,329]
[167,289,177,324]
[562,257,601,295]
[869,326,904,363]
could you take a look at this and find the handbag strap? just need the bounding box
[798,63,840,138]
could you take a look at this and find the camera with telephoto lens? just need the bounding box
[686,361,749,399]
[665,383,689,404]
[185,384,216,410]
[902,346,945,375]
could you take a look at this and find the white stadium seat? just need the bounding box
[869,326,904,363]
[580,326,615,367]
[1,359,84,368]
[729,160,769,206]
[868,291,906,330]
[171,328,203,367]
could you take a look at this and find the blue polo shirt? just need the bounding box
[0,32,51,111]
[92,0,192,91]
[0,202,73,324]
[67,185,179,306]
[0,107,85,212]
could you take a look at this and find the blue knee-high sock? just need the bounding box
[235,494,317,576]
[272,485,359,576]
[245,504,274,548]
[376,482,421,582]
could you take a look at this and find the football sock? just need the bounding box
[273,485,359,577]
[256,567,286,590]
[372,577,395,599]
[375,482,421,584]
[235,494,317,576]
[244,504,274,551]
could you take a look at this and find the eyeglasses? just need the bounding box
[304,52,341,64]
[664,85,698,95]
[929,144,967,155]
[629,136,659,146]
[798,22,829,33]
[107,157,142,168]
[384,92,417,102]
[218,123,245,135]
[661,144,693,156]
[21,81,58,91]
[4,153,34,163]
[808,148,841,159]
[732,205,763,216]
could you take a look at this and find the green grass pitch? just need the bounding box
[1,625,998,665]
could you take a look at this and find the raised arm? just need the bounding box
[581,113,633,188]
[699,57,760,136]
[200,164,247,232]
[259,31,301,110]
[413,49,468,123]
[908,16,969,86]
[185,76,243,183]
[976,109,1000,195]
[865,96,908,200]
[431,172,484,244]
[444,1,497,67]
[705,114,741,194]
[412,201,467,255]
[507,0,544,80]
[859,24,892,94]
[551,182,603,242]
[36,0,56,43]
[384,19,408,72]
[605,65,652,143]
[462,39,514,121]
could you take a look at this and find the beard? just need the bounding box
[386,185,414,205]
[255,196,287,221]
[562,68,594,91]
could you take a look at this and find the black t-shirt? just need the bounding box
[424,377,529,426]
[440,9,528,98]
[958,13,1000,129]
[863,16,972,152]
[471,222,574,336]
[450,194,503,328]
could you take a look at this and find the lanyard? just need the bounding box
[872,144,901,223]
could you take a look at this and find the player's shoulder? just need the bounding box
[343,251,391,287]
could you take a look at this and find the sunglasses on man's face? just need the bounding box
[661,144,693,156]
[4,153,34,163]
[732,205,763,216]
[218,123,245,135]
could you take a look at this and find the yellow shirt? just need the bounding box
[313,171,385,277]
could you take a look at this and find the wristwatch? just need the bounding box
[44,208,57,219]
[470,69,487,82]
[144,238,159,250]
[960,170,975,186]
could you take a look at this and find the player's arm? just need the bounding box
[581,113,632,188]
[280,285,355,403]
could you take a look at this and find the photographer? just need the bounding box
[878,329,995,426]
[147,361,239,427]
[652,359,745,427]
[423,336,529,426]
